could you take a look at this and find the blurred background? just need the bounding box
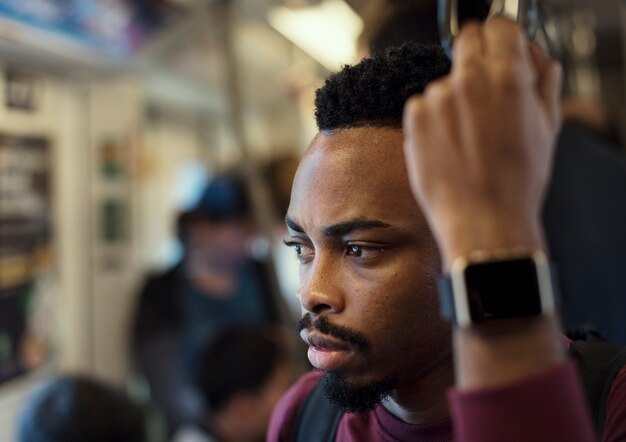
[0,0,625,441]
[0,0,368,439]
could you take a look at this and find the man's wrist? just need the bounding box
[453,316,566,390]
[436,218,546,272]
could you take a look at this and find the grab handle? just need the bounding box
[438,0,540,58]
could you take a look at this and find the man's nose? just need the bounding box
[297,254,345,316]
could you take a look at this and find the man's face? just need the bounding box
[185,218,251,296]
[286,127,451,411]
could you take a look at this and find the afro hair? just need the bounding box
[315,43,451,131]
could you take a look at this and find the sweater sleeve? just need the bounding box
[448,360,597,442]
[267,371,322,442]
[603,365,626,442]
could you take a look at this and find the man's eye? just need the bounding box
[346,244,385,260]
[283,240,308,258]
[347,245,363,257]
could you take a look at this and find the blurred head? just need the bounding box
[178,172,254,295]
[358,0,439,56]
[193,325,293,442]
[286,44,452,412]
[18,376,145,442]
[358,0,489,56]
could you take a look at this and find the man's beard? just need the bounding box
[297,313,396,413]
[320,371,396,413]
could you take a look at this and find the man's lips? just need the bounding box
[300,330,354,370]
[300,331,351,351]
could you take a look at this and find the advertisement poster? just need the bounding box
[0,0,170,57]
[0,134,52,384]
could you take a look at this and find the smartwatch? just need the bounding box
[437,250,557,328]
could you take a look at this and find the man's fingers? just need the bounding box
[483,16,527,60]
[403,96,427,156]
[453,21,484,67]
[403,96,428,196]
[529,44,563,127]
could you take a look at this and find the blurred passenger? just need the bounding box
[173,325,293,442]
[18,375,146,442]
[131,170,282,434]
[358,0,626,344]
[357,0,488,56]
[358,0,438,56]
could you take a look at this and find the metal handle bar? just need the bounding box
[438,0,540,59]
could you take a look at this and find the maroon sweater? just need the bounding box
[268,361,626,442]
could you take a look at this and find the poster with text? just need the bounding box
[0,134,52,384]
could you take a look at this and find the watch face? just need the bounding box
[464,257,543,322]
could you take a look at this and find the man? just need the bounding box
[132,171,281,433]
[268,19,626,442]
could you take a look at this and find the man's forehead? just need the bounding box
[288,127,423,233]
[299,127,406,178]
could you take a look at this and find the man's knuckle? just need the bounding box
[425,82,455,113]
[491,60,526,92]
[456,21,481,43]
[454,65,483,95]
[486,16,523,37]
[405,97,428,124]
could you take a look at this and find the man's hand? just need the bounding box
[403,17,567,391]
[401,21,598,441]
[403,17,562,270]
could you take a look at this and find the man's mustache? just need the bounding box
[296,313,369,351]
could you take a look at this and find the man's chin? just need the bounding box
[320,371,396,413]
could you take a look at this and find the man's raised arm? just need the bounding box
[403,17,596,442]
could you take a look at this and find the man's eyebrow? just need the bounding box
[322,219,391,237]
[285,216,304,233]
[285,216,392,236]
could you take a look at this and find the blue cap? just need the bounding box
[182,172,251,222]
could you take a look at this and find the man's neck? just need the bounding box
[381,355,454,425]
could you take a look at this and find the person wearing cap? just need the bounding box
[131,171,281,435]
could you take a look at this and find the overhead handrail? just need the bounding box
[438,0,544,59]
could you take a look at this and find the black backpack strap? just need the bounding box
[568,339,626,437]
[292,379,343,442]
